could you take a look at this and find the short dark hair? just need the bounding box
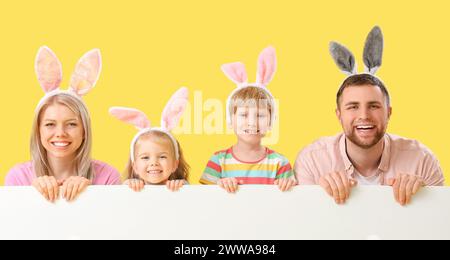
[336,74,391,107]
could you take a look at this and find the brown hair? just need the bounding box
[336,74,390,108]
[125,131,189,181]
[231,86,272,116]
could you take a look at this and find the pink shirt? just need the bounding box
[295,133,444,186]
[5,160,122,186]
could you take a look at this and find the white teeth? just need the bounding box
[356,125,374,130]
[52,142,70,147]
[148,170,162,174]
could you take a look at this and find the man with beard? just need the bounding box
[294,27,444,205]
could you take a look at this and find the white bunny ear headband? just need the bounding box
[109,87,189,162]
[35,46,102,110]
[222,46,277,128]
[329,26,384,77]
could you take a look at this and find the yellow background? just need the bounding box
[0,0,448,185]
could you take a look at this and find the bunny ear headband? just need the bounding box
[222,46,277,128]
[109,87,189,162]
[35,46,102,110]
[329,26,384,77]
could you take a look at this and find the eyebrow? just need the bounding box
[42,118,79,122]
[344,101,382,106]
[344,102,359,106]
[138,151,169,157]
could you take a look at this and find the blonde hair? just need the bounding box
[30,93,94,180]
[231,86,272,116]
[125,131,189,181]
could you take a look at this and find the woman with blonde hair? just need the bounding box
[5,46,121,201]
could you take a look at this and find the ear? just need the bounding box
[363,26,384,74]
[221,62,248,85]
[256,46,277,86]
[35,46,63,93]
[109,107,151,130]
[335,107,341,121]
[161,87,189,131]
[69,49,102,96]
[329,42,357,75]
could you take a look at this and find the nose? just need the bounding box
[55,126,67,138]
[149,158,159,167]
[247,113,257,127]
[358,107,370,121]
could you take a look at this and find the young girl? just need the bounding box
[109,87,190,192]
[199,47,297,193]
[5,46,121,202]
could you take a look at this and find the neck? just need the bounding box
[233,139,266,162]
[345,136,384,177]
[234,139,264,153]
[47,154,76,181]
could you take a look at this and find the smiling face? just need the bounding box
[232,104,271,145]
[336,84,392,149]
[230,87,272,146]
[132,133,179,184]
[39,103,85,160]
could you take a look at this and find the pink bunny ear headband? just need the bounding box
[222,46,277,128]
[109,87,189,162]
[34,46,102,111]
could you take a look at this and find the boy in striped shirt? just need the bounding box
[199,47,297,193]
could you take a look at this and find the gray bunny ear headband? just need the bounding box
[329,26,384,76]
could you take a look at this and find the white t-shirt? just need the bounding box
[354,170,381,185]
